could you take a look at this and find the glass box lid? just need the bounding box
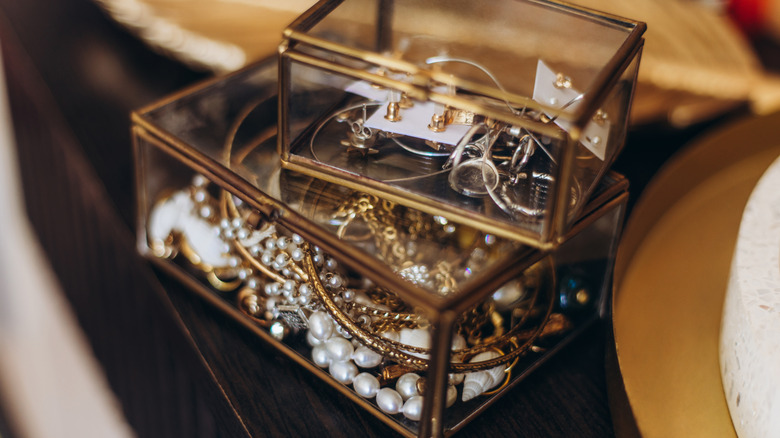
[279,0,644,246]
[286,0,644,124]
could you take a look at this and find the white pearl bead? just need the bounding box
[325,337,354,362]
[449,373,464,386]
[292,234,304,244]
[328,275,343,288]
[299,284,311,296]
[231,218,242,229]
[396,373,420,400]
[261,253,273,266]
[266,283,280,296]
[309,311,334,341]
[446,385,457,408]
[376,388,403,414]
[291,248,304,261]
[312,345,331,368]
[237,228,249,240]
[352,346,383,368]
[276,236,289,249]
[283,280,295,291]
[352,373,380,398]
[402,396,424,421]
[306,330,324,347]
[329,360,358,384]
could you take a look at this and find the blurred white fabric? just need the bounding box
[0,45,134,437]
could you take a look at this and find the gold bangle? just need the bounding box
[302,242,559,372]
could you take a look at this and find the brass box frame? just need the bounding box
[134,56,629,437]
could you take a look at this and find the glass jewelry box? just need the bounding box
[279,0,645,248]
[133,58,630,437]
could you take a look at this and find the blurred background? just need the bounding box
[0,0,779,436]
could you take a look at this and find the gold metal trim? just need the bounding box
[134,58,277,117]
[283,0,344,38]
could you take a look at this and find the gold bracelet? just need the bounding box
[302,242,560,372]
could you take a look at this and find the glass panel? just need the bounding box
[440,197,623,433]
[143,60,279,163]
[304,0,636,102]
[136,125,624,434]
[563,50,641,225]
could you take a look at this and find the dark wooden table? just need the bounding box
[0,0,764,436]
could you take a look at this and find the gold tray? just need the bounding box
[610,113,780,437]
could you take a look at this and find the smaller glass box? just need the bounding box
[133,59,628,437]
[279,0,644,248]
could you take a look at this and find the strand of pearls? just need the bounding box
[307,310,459,421]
